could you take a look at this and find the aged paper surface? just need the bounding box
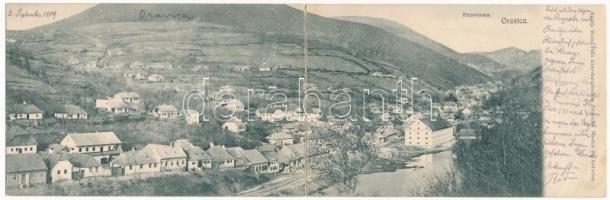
[542,5,606,197]
[2,3,607,197]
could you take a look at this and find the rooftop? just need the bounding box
[6,154,47,173]
[64,131,122,146]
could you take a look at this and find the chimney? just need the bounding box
[221,145,225,149]
[131,146,135,151]
[209,142,214,148]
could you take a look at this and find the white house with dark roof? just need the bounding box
[152,104,179,119]
[277,146,299,173]
[113,91,140,104]
[95,98,136,114]
[404,117,455,148]
[6,154,47,188]
[54,104,88,120]
[6,134,37,154]
[147,74,164,82]
[287,143,305,168]
[442,101,459,113]
[220,99,245,112]
[142,144,188,172]
[96,92,141,114]
[226,147,246,168]
[266,131,294,146]
[110,148,159,176]
[241,149,269,174]
[62,153,110,179]
[172,139,212,171]
[257,146,280,174]
[206,143,235,169]
[8,102,43,121]
[222,117,247,133]
[40,153,73,183]
[60,132,122,164]
[183,110,200,125]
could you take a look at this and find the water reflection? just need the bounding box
[354,150,456,196]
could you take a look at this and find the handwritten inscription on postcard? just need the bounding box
[542,5,606,197]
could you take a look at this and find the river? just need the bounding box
[354,150,457,196]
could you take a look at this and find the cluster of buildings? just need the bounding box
[5,76,502,189]
[232,62,289,73]
[6,130,307,189]
[122,73,165,82]
[7,102,88,122]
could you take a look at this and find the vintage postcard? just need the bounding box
[2,2,607,198]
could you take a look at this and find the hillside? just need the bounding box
[335,16,510,77]
[16,4,490,90]
[474,47,541,73]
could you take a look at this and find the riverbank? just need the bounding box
[362,142,455,174]
[312,142,456,196]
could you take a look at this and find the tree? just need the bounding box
[309,125,376,194]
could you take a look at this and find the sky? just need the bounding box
[6,4,543,53]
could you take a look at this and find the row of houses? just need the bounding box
[233,63,289,73]
[7,102,88,121]
[122,73,165,82]
[6,131,307,189]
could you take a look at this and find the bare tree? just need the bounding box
[309,125,376,194]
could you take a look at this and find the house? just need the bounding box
[67,153,110,179]
[277,146,299,173]
[184,110,200,125]
[257,146,281,173]
[8,102,43,121]
[6,154,47,188]
[7,126,29,138]
[456,129,480,140]
[372,129,398,145]
[142,144,188,172]
[287,143,305,168]
[259,63,271,72]
[7,134,37,154]
[234,65,249,72]
[191,65,209,72]
[256,108,285,122]
[371,71,384,77]
[95,98,136,114]
[206,144,235,169]
[152,104,179,119]
[110,148,160,176]
[41,153,73,183]
[46,144,68,154]
[241,149,269,174]
[266,131,294,146]
[134,73,147,80]
[54,104,88,120]
[113,91,140,104]
[222,117,247,133]
[147,74,164,82]
[404,117,455,148]
[60,131,122,164]
[173,139,212,171]
[462,107,473,117]
[220,99,245,112]
[226,147,246,168]
[442,101,459,113]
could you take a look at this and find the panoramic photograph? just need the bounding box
[6,3,600,197]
